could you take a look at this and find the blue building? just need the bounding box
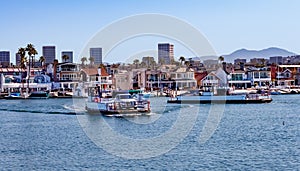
[0,51,10,67]
[90,47,102,64]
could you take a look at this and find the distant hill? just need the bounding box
[222,47,297,62]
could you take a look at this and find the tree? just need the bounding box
[184,61,191,67]
[26,43,38,68]
[150,60,157,70]
[88,56,95,65]
[140,62,146,68]
[39,56,45,67]
[159,58,165,66]
[18,48,27,69]
[218,56,224,63]
[133,59,140,69]
[179,56,185,65]
[81,57,87,65]
[62,55,69,63]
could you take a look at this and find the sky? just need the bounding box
[1,0,300,64]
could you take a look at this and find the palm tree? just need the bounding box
[261,58,266,67]
[184,61,191,67]
[159,58,165,66]
[81,57,87,65]
[218,56,224,63]
[62,55,69,63]
[88,57,95,65]
[39,56,45,68]
[133,59,140,69]
[179,56,185,65]
[26,43,38,68]
[150,60,156,70]
[17,48,26,69]
[140,62,146,68]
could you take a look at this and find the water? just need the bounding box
[0,96,299,170]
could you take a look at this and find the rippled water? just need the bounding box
[0,96,299,170]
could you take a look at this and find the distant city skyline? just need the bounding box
[1,0,300,64]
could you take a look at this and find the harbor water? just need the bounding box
[0,95,299,170]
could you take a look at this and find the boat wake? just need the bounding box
[0,108,82,115]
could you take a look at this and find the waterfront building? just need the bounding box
[89,48,102,64]
[56,63,80,82]
[201,68,228,87]
[0,51,10,67]
[114,70,131,90]
[247,67,271,87]
[228,70,251,88]
[275,65,300,86]
[43,46,56,64]
[158,43,174,65]
[80,67,112,89]
[61,51,73,63]
[131,68,147,89]
[170,67,197,90]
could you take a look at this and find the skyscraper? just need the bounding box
[61,51,73,63]
[0,51,10,67]
[90,47,102,64]
[158,43,174,65]
[16,53,21,66]
[42,46,56,64]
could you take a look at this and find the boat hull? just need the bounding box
[167,98,272,104]
[85,100,151,116]
[167,94,272,104]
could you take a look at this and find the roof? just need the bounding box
[81,67,109,76]
[0,68,26,72]
[279,65,300,68]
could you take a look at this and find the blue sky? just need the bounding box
[1,0,300,63]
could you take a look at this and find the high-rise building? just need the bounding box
[90,48,102,64]
[158,43,174,65]
[43,46,56,64]
[61,51,73,63]
[16,53,21,66]
[0,51,10,67]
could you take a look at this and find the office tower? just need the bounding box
[158,43,174,65]
[61,51,73,63]
[16,53,21,66]
[89,47,102,64]
[0,51,10,67]
[42,46,56,64]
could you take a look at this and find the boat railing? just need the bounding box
[247,93,271,100]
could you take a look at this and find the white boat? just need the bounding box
[85,88,151,116]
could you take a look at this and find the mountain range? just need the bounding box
[222,47,297,62]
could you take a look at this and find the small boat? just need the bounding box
[85,88,151,116]
[167,87,272,104]
[3,92,26,100]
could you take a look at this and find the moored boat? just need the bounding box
[167,87,272,104]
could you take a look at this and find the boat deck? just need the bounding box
[167,98,273,104]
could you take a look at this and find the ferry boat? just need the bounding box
[85,87,151,116]
[167,87,272,104]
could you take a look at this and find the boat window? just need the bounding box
[118,94,131,99]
